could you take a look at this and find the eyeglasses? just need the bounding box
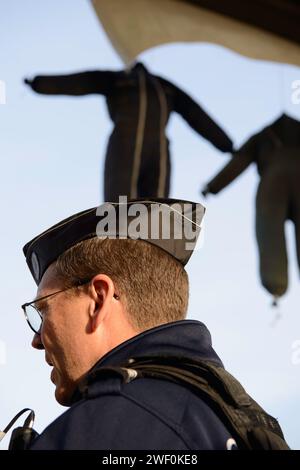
[21,279,120,334]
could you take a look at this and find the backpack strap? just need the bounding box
[86,354,289,450]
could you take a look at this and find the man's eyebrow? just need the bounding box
[33,297,48,310]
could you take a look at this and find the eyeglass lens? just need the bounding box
[25,306,42,333]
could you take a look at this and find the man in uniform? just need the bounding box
[21,197,239,450]
[21,198,288,450]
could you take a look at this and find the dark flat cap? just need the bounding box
[23,198,205,285]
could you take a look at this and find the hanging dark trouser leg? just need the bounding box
[289,165,300,277]
[104,132,137,202]
[255,168,289,298]
[137,141,171,198]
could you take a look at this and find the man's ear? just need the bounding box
[89,274,116,332]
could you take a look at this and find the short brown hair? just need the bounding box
[54,237,189,331]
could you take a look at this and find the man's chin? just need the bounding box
[54,380,75,407]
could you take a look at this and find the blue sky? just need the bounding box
[0,0,299,449]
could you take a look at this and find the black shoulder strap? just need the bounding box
[92,355,289,450]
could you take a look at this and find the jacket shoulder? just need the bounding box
[30,376,233,450]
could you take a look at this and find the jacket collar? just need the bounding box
[94,319,222,370]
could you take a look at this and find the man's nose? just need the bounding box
[31,332,44,350]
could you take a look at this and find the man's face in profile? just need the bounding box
[31,265,93,406]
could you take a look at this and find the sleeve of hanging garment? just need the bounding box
[204,135,257,194]
[166,80,233,153]
[26,71,115,96]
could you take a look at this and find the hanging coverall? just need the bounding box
[203,113,300,299]
[25,63,233,201]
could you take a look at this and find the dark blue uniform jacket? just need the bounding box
[30,320,234,450]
